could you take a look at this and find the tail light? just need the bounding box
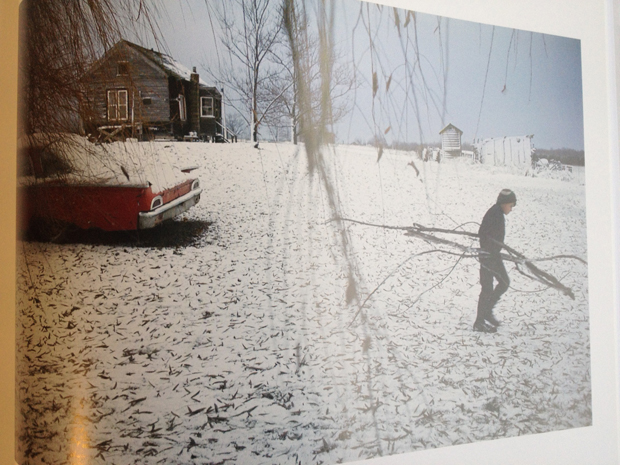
[150,195,163,210]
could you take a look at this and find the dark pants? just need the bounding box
[476,254,510,324]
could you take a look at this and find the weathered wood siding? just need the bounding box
[84,44,171,129]
[83,40,223,140]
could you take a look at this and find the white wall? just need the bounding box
[476,136,533,166]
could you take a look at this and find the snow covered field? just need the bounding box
[16,141,590,464]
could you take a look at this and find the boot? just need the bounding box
[486,313,500,327]
[473,320,497,333]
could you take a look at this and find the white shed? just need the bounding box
[439,123,463,156]
[475,135,534,167]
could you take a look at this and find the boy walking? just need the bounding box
[474,189,517,333]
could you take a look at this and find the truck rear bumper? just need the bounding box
[138,188,202,229]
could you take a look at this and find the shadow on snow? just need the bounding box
[21,219,213,248]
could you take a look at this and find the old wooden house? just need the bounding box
[81,40,226,142]
[439,123,463,157]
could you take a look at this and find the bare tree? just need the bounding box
[224,111,249,140]
[213,0,283,144]
[268,1,356,144]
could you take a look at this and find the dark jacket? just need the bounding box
[478,203,505,255]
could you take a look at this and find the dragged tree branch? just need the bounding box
[335,216,587,266]
[335,216,585,310]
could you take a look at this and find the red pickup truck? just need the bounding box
[18,134,203,237]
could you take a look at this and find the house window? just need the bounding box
[178,94,187,121]
[107,89,129,121]
[117,61,129,76]
[200,96,214,118]
[142,97,152,105]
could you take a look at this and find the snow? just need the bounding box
[147,47,210,87]
[20,134,194,193]
[15,141,590,464]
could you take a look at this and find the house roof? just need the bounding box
[439,123,463,134]
[89,39,216,90]
[121,40,211,87]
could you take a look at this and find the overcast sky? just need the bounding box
[138,0,584,150]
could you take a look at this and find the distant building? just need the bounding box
[439,123,463,157]
[81,39,233,142]
[475,135,534,167]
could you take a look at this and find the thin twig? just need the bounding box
[405,252,467,312]
[349,249,436,327]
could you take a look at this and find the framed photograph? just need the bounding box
[2,0,619,464]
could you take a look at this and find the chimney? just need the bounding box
[189,67,200,133]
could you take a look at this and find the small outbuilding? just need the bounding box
[81,39,233,142]
[475,135,534,167]
[439,123,463,157]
